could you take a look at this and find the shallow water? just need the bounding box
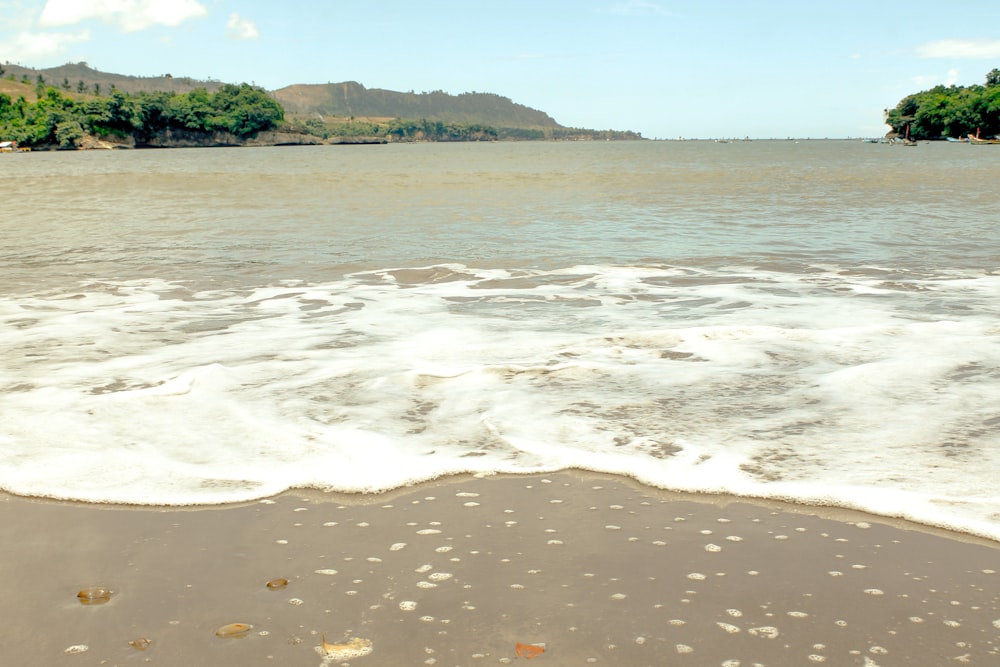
[1,141,999,539]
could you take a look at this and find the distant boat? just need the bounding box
[945,136,968,143]
[968,133,1000,145]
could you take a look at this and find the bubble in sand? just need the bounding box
[456,492,479,497]
[415,564,432,573]
[428,572,453,581]
[390,543,407,551]
[787,611,809,618]
[675,644,694,654]
[705,544,722,552]
[64,645,89,654]
[993,619,1000,629]
[288,598,304,606]
[435,546,453,553]
[463,502,480,507]
[610,593,627,600]
[748,626,779,639]
[808,655,827,662]
[726,535,743,542]
[417,529,442,535]
[687,572,706,581]
[416,581,437,589]
[726,609,743,617]
[864,589,884,596]
[717,622,741,634]
[314,569,338,576]
[399,601,417,611]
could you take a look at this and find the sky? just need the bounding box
[2,0,1000,139]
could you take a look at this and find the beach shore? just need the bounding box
[4,470,998,666]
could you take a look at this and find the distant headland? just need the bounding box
[0,62,643,150]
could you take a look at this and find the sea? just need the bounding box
[2,140,999,541]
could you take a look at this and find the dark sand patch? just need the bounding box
[3,471,998,666]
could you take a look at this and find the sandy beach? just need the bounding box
[3,471,998,666]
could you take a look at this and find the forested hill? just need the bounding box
[273,81,560,127]
[1,62,643,145]
[1,63,559,128]
[0,62,224,96]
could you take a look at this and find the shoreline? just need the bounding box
[5,470,998,665]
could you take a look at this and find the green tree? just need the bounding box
[886,70,1000,139]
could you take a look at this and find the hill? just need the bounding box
[1,62,225,96]
[272,81,560,128]
[1,62,642,143]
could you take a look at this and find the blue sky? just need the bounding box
[2,0,999,138]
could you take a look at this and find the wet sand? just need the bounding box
[3,471,998,666]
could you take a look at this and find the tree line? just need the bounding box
[0,79,643,147]
[885,68,1000,140]
[0,83,284,148]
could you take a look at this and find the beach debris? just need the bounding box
[215,623,253,638]
[317,634,373,659]
[128,638,152,651]
[515,642,546,659]
[76,587,112,605]
[266,577,288,589]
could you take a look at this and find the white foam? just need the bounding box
[1,265,999,541]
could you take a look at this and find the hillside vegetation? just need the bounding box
[0,62,642,145]
[885,68,1000,140]
[0,83,283,148]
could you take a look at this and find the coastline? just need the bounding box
[5,470,998,665]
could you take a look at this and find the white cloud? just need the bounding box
[0,29,90,62]
[227,13,259,40]
[911,67,961,89]
[39,0,207,33]
[917,39,1000,59]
